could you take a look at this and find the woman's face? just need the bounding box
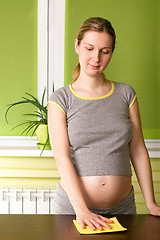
[75,31,113,78]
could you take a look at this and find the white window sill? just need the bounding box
[0,137,160,158]
[0,136,53,157]
[144,139,160,158]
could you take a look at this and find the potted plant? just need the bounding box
[5,88,51,155]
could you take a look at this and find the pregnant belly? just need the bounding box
[79,175,132,209]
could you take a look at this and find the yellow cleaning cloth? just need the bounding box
[73,217,127,235]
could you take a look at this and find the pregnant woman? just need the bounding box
[47,17,160,231]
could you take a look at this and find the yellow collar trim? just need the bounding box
[69,81,114,100]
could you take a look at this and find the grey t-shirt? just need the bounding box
[48,81,137,177]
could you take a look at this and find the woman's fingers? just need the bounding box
[96,216,112,229]
[78,219,86,229]
[91,219,105,230]
[78,218,97,231]
[78,214,113,231]
[98,215,114,223]
[85,219,98,231]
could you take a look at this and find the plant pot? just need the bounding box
[35,124,51,150]
[37,143,51,150]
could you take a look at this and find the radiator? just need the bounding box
[0,188,56,214]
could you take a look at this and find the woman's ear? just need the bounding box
[75,39,79,54]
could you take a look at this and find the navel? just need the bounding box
[101,182,107,186]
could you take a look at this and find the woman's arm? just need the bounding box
[129,99,160,216]
[47,103,113,230]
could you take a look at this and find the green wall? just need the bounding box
[65,0,160,139]
[0,0,37,136]
[0,0,159,139]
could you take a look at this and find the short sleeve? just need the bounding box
[123,84,137,109]
[47,87,68,115]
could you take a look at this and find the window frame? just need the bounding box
[38,0,65,104]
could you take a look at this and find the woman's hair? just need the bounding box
[73,17,116,82]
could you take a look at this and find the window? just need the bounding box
[0,0,65,155]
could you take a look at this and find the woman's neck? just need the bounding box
[72,73,111,98]
[75,73,107,91]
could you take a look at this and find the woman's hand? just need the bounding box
[76,208,113,231]
[148,202,160,216]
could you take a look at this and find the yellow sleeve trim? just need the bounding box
[47,101,66,115]
[128,94,137,109]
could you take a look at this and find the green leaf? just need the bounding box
[32,124,39,136]
[41,87,46,107]
[22,97,47,115]
[24,122,39,136]
[25,92,41,105]
[11,121,34,130]
[40,134,50,156]
[23,113,42,119]
[5,101,28,123]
